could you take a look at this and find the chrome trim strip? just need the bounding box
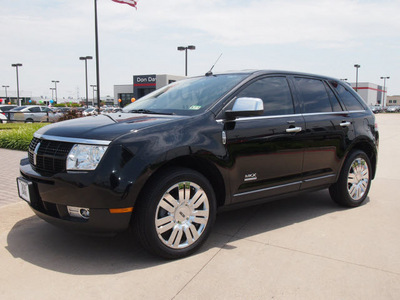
[216,110,365,123]
[234,181,302,197]
[234,174,336,197]
[217,113,301,123]
[303,174,336,182]
[33,133,111,146]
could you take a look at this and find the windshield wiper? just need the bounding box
[128,109,174,115]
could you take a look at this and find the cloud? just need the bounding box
[129,0,400,47]
[1,0,400,97]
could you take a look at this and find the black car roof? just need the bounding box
[212,70,341,82]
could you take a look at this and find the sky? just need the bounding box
[1,0,400,101]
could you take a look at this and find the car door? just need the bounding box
[222,76,306,203]
[25,106,42,122]
[291,76,355,189]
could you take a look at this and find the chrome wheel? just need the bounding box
[155,181,210,249]
[347,157,369,201]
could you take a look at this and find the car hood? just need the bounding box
[35,113,188,142]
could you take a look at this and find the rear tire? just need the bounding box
[134,168,216,259]
[329,150,371,207]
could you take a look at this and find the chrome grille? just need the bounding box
[29,137,74,176]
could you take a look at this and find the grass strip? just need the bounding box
[0,123,49,151]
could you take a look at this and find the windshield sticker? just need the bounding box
[189,105,202,110]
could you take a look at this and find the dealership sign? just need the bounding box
[134,75,156,87]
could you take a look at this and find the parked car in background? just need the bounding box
[83,107,99,116]
[370,105,383,114]
[386,106,399,113]
[0,105,17,113]
[0,113,7,123]
[8,105,62,122]
[18,70,379,259]
[54,107,72,115]
[0,105,17,122]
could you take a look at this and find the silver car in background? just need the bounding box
[7,106,62,123]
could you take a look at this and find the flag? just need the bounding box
[112,0,138,9]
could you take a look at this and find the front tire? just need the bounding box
[329,150,372,207]
[134,168,216,259]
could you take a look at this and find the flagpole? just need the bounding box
[94,0,101,109]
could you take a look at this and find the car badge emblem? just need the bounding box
[33,142,41,166]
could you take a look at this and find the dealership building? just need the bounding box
[349,82,387,107]
[114,74,185,107]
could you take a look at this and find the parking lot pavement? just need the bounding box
[1,114,400,299]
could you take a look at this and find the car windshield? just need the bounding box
[122,74,247,116]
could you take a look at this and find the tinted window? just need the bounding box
[295,77,332,113]
[325,83,343,112]
[237,77,294,116]
[330,81,365,111]
[123,74,247,116]
[28,107,41,112]
[0,106,16,112]
[11,106,27,111]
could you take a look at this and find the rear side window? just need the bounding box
[237,77,294,116]
[325,83,343,112]
[329,81,365,111]
[294,77,332,113]
[28,107,41,113]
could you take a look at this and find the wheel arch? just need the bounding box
[346,139,378,179]
[135,155,227,210]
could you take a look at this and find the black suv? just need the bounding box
[17,70,378,259]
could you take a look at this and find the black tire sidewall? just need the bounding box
[135,168,217,259]
[331,150,372,207]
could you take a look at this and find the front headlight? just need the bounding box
[67,144,108,171]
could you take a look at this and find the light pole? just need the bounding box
[80,56,93,108]
[380,76,390,107]
[2,85,9,104]
[90,85,97,106]
[11,63,23,106]
[354,64,360,92]
[52,80,60,104]
[177,45,196,76]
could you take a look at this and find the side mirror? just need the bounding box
[225,97,264,120]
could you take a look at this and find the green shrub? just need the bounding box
[0,123,49,151]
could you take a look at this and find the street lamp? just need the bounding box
[354,64,360,92]
[11,63,22,106]
[90,85,97,106]
[52,80,60,104]
[380,76,390,107]
[177,45,196,76]
[2,85,9,104]
[79,56,93,107]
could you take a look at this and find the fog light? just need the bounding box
[80,208,90,219]
[67,206,90,219]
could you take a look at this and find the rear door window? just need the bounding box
[28,107,41,113]
[237,76,294,116]
[325,83,343,112]
[294,77,332,113]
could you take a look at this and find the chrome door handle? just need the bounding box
[286,127,302,133]
[340,121,351,127]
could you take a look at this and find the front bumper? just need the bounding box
[18,158,133,234]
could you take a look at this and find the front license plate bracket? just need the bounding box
[17,177,34,204]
